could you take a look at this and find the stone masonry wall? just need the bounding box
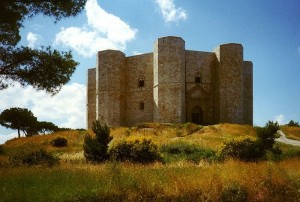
[153,36,186,123]
[185,51,215,124]
[97,50,125,126]
[87,36,253,128]
[243,61,253,125]
[87,68,96,129]
[214,44,244,124]
[125,53,154,126]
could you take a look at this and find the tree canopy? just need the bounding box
[0,107,37,137]
[0,0,87,94]
[0,107,60,137]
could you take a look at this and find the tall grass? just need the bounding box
[0,158,299,201]
[281,126,300,141]
[1,123,300,201]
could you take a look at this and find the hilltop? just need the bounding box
[0,123,300,201]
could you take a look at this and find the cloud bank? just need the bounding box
[0,82,86,130]
[155,0,187,23]
[55,0,137,57]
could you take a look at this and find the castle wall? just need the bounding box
[87,36,253,128]
[87,68,96,129]
[97,50,126,126]
[185,51,215,125]
[153,36,186,123]
[214,44,244,124]
[243,61,253,125]
[125,53,154,126]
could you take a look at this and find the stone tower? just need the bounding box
[214,44,253,125]
[153,36,186,123]
[96,50,126,127]
[87,36,253,128]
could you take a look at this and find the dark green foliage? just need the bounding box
[9,149,59,167]
[0,145,5,155]
[0,107,60,137]
[83,121,112,163]
[0,0,86,93]
[38,121,59,134]
[109,139,161,164]
[51,137,68,147]
[220,139,264,162]
[222,183,248,202]
[256,121,280,151]
[220,121,281,161]
[0,107,38,137]
[160,141,216,163]
[286,120,300,127]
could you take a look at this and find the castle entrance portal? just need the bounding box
[191,106,203,125]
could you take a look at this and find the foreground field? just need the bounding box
[1,158,300,201]
[0,123,300,201]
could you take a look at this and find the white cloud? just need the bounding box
[274,114,286,125]
[54,0,137,57]
[0,132,17,144]
[132,51,143,55]
[155,0,187,23]
[27,32,41,48]
[0,82,86,130]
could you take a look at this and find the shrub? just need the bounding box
[51,137,68,147]
[109,138,161,164]
[220,121,282,162]
[256,121,280,151]
[160,141,216,163]
[220,138,264,162]
[83,121,112,163]
[9,149,59,166]
[286,120,300,127]
[0,145,5,155]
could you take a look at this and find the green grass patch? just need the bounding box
[160,140,216,164]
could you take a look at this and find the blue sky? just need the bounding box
[0,0,299,143]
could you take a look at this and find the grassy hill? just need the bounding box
[0,123,300,201]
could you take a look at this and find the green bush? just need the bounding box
[9,149,59,166]
[220,121,282,162]
[83,121,112,163]
[220,138,264,162]
[256,121,280,151]
[109,138,161,164]
[51,137,68,147]
[160,141,216,163]
[0,145,5,155]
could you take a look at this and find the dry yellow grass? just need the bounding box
[3,130,86,154]
[1,123,300,201]
[281,126,300,141]
[2,123,258,154]
[185,124,257,150]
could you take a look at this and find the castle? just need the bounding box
[87,36,253,128]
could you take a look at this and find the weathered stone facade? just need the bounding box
[87,36,253,128]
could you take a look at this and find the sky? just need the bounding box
[1,0,300,143]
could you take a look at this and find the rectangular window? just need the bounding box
[139,101,145,110]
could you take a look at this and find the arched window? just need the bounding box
[138,76,145,87]
[139,101,145,110]
[195,71,202,83]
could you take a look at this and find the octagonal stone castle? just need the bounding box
[87,36,253,128]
